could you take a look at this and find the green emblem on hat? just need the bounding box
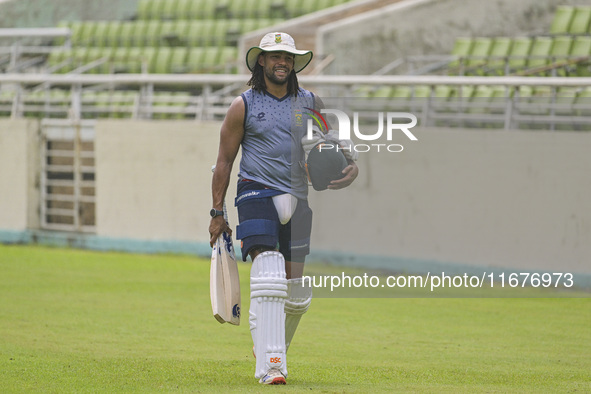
[275,34,282,43]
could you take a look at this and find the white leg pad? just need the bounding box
[250,251,288,379]
[284,278,312,351]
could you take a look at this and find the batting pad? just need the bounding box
[284,278,312,351]
[250,251,288,378]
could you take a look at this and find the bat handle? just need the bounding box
[212,164,230,223]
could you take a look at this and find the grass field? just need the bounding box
[1,244,590,393]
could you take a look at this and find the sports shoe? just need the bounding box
[259,368,286,385]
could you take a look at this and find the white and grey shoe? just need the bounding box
[259,368,286,385]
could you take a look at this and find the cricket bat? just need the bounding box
[210,166,241,325]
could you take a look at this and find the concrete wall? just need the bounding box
[0,119,39,231]
[309,128,591,274]
[94,120,240,242]
[1,119,589,276]
[93,120,590,274]
[0,0,139,28]
[319,0,591,75]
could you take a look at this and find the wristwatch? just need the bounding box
[210,208,224,218]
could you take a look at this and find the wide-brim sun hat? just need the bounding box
[246,32,313,73]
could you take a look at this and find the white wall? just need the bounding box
[95,120,240,242]
[0,119,38,231]
[94,120,590,274]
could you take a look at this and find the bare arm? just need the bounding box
[209,96,245,246]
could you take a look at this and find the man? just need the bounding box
[209,32,358,385]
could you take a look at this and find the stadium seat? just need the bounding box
[109,47,129,73]
[118,22,135,48]
[125,47,144,73]
[92,22,109,48]
[169,47,189,73]
[148,0,165,20]
[137,0,152,20]
[158,22,176,46]
[105,22,122,47]
[466,38,493,74]
[448,38,474,74]
[131,21,149,47]
[186,47,206,72]
[570,36,591,76]
[174,0,192,19]
[144,21,163,47]
[507,37,533,72]
[549,6,574,35]
[218,46,238,73]
[549,36,573,76]
[161,0,178,20]
[199,47,222,72]
[255,0,273,18]
[569,6,591,35]
[154,47,172,73]
[526,37,553,71]
[485,37,512,75]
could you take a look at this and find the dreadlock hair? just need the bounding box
[247,61,300,97]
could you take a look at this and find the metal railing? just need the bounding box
[1,73,591,128]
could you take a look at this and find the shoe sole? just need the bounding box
[263,377,286,385]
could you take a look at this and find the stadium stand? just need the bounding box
[0,0,355,120]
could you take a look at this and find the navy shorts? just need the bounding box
[235,179,312,263]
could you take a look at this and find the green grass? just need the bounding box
[0,244,589,393]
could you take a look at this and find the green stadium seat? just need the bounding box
[549,36,573,76]
[199,20,218,46]
[131,21,149,47]
[508,37,533,72]
[370,86,393,97]
[161,0,178,20]
[148,0,165,20]
[71,47,89,69]
[218,46,238,73]
[186,21,208,47]
[109,47,129,73]
[570,36,591,76]
[389,86,412,111]
[485,37,512,75]
[448,38,473,74]
[118,22,135,48]
[186,47,206,72]
[144,21,163,47]
[255,0,272,18]
[105,22,122,47]
[126,47,145,73]
[92,22,110,48]
[550,6,574,35]
[169,47,188,73]
[555,87,578,116]
[153,47,172,73]
[174,0,192,19]
[240,19,259,34]
[301,0,317,15]
[79,22,97,47]
[526,37,553,71]
[171,20,190,42]
[569,6,591,35]
[200,47,222,72]
[142,47,159,73]
[137,0,152,20]
[68,22,86,46]
[574,87,591,121]
[466,38,493,74]
[158,21,176,46]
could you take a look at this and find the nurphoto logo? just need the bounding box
[305,108,418,153]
